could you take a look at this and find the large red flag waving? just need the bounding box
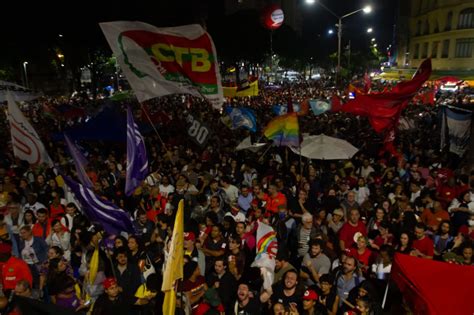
[332,59,432,133]
[391,253,474,315]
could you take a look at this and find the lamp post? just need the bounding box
[306,0,372,84]
[22,61,29,89]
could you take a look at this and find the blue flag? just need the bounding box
[125,105,148,196]
[224,107,257,132]
[62,175,136,235]
[309,99,331,116]
[64,134,93,189]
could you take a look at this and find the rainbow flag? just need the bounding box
[263,112,300,147]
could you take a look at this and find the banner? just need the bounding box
[441,107,472,156]
[186,113,211,147]
[223,80,259,97]
[100,22,223,109]
[6,91,53,166]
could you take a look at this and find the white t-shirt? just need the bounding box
[223,185,239,204]
[21,238,38,265]
[159,184,175,198]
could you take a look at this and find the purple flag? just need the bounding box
[63,175,135,235]
[125,105,148,196]
[64,134,93,188]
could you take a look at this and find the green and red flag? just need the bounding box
[100,22,223,109]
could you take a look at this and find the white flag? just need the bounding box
[100,21,223,109]
[7,91,52,166]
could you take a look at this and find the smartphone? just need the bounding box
[84,300,91,307]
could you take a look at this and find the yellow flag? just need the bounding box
[162,199,184,315]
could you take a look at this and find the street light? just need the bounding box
[306,1,372,84]
[371,38,376,42]
[367,27,373,33]
[22,61,29,89]
[328,29,334,35]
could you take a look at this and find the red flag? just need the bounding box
[333,59,432,133]
[391,253,474,315]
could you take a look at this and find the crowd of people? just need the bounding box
[0,79,472,315]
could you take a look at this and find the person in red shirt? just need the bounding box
[437,177,457,208]
[420,201,450,232]
[350,235,373,272]
[265,184,287,215]
[31,209,52,240]
[0,241,32,292]
[49,193,65,219]
[339,209,367,251]
[412,223,434,259]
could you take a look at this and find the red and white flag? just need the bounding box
[7,91,52,166]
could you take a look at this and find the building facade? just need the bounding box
[397,0,474,71]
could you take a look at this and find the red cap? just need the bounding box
[103,278,117,289]
[303,289,318,301]
[184,232,196,241]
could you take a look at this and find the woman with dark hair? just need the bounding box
[46,219,71,260]
[395,232,413,255]
[21,209,36,229]
[47,258,87,311]
[39,246,73,298]
[128,235,146,266]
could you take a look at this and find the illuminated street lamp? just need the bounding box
[305,2,372,84]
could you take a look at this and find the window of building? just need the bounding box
[414,43,420,59]
[445,11,453,31]
[422,42,429,58]
[458,9,474,29]
[434,20,439,33]
[455,38,474,58]
[432,0,438,9]
[442,40,450,58]
[416,20,422,36]
[424,20,430,35]
[432,41,439,58]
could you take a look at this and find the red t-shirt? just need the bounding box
[1,256,33,290]
[266,192,287,214]
[339,221,367,249]
[50,204,65,219]
[349,248,372,266]
[413,236,434,257]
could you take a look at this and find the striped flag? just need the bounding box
[125,105,148,196]
[62,175,135,235]
[64,134,93,188]
[6,91,53,167]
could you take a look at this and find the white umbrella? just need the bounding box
[236,136,267,152]
[290,134,358,160]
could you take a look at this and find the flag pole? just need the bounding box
[382,276,390,310]
[139,102,168,151]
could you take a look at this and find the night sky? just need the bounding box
[1,0,396,68]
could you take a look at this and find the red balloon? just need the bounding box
[261,4,285,30]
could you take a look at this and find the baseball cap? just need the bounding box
[303,289,318,301]
[333,208,344,217]
[184,232,196,241]
[103,278,117,289]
